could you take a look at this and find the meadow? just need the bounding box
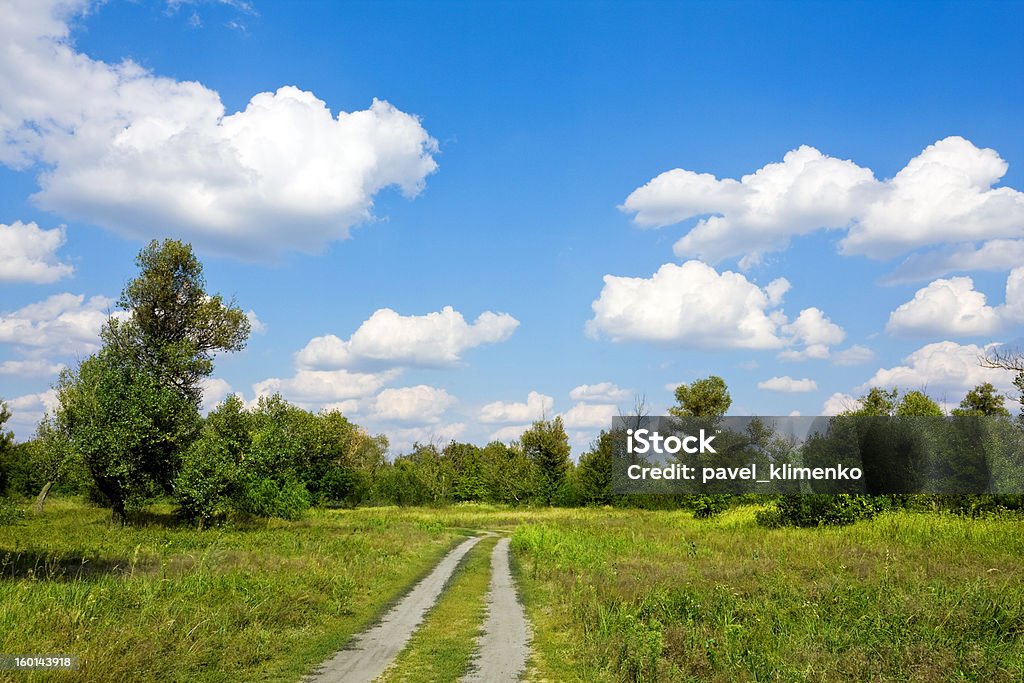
[0,500,464,682]
[2,500,1023,682]
[512,507,1024,682]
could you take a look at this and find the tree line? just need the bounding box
[1,241,1023,526]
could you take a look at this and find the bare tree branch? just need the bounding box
[979,346,1024,372]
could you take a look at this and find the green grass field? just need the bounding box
[2,500,1022,682]
[512,507,1024,682]
[0,499,464,682]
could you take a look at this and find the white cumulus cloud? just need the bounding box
[488,424,531,443]
[369,385,456,424]
[296,306,519,370]
[884,239,1024,284]
[857,341,1016,396]
[886,268,1024,337]
[842,137,1024,259]
[621,137,1024,269]
[199,377,233,413]
[0,0,438,258]
[569,382,631,403]
[386,423,467,454]
[245,310,266,335]
[586,260,843,356]
[0,293,119,355]
[4,389,59,438]
[252,368,401,404]
[561,402,618,429]
[479,391,553,424]
[757,376,818,393]
[0,359,66,377]
[0,221,73,283]
[621,145,877,267]
[822,392,858,415]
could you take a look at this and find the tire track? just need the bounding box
[306,535,482,683]
[462,537,531,682]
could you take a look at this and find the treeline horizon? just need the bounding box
[2,240,1023,529]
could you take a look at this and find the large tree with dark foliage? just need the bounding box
[57,240,249,524]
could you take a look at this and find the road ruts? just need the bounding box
[306,535,482,683]
[462,536,531,682]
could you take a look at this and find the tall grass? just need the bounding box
[512,507,1024,682]
[0,499,463,682]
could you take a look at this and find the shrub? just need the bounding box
[238,476,310,520]
[0,498,25,525]
[772,494,887,527]
[692,494,730,519]
[754,507,784,528]
[174,437,239,526]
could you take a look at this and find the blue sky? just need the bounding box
[1,0,1022,454]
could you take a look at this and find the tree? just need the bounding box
[56,240,250,524]
[28,415,80,513]
[174,394,252,525]
[0,400,14,494]
[844,388,942,417]
[952,382,1011,416]
[520,417,571,504]
[896,390,944,416]
[669,376,731,417]
[479,441,537,504]
[577,431,615,505]
[846,387,898,416]
[57,346,198,523]
[108,239,250,403]
[980,349,1024,425]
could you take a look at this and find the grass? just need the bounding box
[4,500,1023,681]
[0,498,465,682]
[378,535,498,683]
[511,506,1024,682]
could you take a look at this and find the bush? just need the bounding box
[0,498,25,525]
[692,494,730,519]
[754,507,784,528]
[174,437,238,526]
[772,494,887,527]
[239,476,311,520]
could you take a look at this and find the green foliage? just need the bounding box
[0,497,25,525]
[174,394,382,523]
[52,239,251,523]
[845,387,898,416]
[1015,371,1024,426]
[57,347,200,522]
[772,494,888,527]
[238,476,311,520]
[0,399,13,494]
[521,417,572,505]
[669,375,731,418]
[952,382,1011,416]
[112,239,250,403]
[847,387,944,418]
[0,399,12,451]
[691,494,730,519]
[576,431,615,505]
[895,390,944,416]
[174,395,250,525]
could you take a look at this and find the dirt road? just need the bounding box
[462,537,531,682]
[306,535,482,683]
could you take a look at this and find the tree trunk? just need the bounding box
[111,501,126,526]
[33,481,53,514]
